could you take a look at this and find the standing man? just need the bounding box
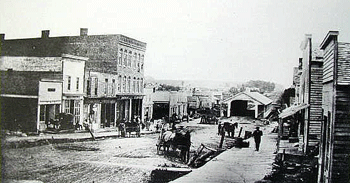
[252,126,263,151]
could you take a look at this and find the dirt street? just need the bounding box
[2,117,256,183]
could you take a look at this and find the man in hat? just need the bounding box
[252,126,263,151]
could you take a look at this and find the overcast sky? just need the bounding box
[1,0,349,88]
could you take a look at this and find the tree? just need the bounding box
[157,84,181,91]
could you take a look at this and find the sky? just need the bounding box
[1,0,350,88]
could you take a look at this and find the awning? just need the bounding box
[279,103,310,119]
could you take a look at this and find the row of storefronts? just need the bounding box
[1,55,145,132]
[278,31,350,183]
[1,28,147,133]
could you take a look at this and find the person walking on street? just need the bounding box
[252,126,263,151]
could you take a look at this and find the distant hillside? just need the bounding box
[144,77,241,90]
[145,76,286,93]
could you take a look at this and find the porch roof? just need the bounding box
[278,103,309,119]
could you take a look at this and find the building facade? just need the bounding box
[0,54,87,132]
[298,35,324,153]
[318,31,350,183]
[1,28,146,131]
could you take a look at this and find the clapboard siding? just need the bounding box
[308,66,323,139]
[337,43,350,85]
[331,85,350,182]
[323,40,335,83]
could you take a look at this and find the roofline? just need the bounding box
[3,33,147,45]
[62,54,89,61]
[223,92,272,105]
[320,31,339,49]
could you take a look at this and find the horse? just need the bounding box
[222,122,238,138]
[157,126,191,163]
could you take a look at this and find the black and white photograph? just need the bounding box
[1,0,350,182]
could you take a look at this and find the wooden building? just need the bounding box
[278,35,323,154]
[318,31,350,183]
[0,54,87,132]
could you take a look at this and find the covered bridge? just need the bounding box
[223,92,272,118]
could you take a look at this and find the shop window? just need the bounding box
[40,105,46,122]
[74,100,81,125]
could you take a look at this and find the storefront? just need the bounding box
[37,80,62,131]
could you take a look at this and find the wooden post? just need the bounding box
[219,127,225,148]
[86,125,96,140]
[238,127,243,137]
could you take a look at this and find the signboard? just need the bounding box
[38,81,62,105]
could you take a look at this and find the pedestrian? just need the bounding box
[252,126,263,151]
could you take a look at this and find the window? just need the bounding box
[127,77,131,93]
[74,100,81,125]
[123,76,126,92]
[119,49,123,65]
[48,88,56,92]
[40,105,46,121]
[124,50,127,66]
[141,78,144,93]
[133,77,136,93]
[87,78,91,95]
[128,51,132,67]
[133,53,137,68]
[67,76,71,90]
[76,77,79,91]
[118,75,122,92]
[105,79,108,95]
[112,79,115,95]
[64,100,71,113]
[94,78,98,95]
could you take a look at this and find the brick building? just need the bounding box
[1,28,146,131]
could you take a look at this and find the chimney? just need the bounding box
[80,28,88,36]
[41,30,50,38]
[0,34,4,42]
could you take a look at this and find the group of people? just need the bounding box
[217,120,264,151]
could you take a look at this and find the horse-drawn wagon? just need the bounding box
[119,121,141,137]
[156,125,191,163]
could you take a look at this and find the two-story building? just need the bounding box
[278,35,324,153]
[318,31,350,183]
[0,54,87,132]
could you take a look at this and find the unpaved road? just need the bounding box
[2,117,252,183]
